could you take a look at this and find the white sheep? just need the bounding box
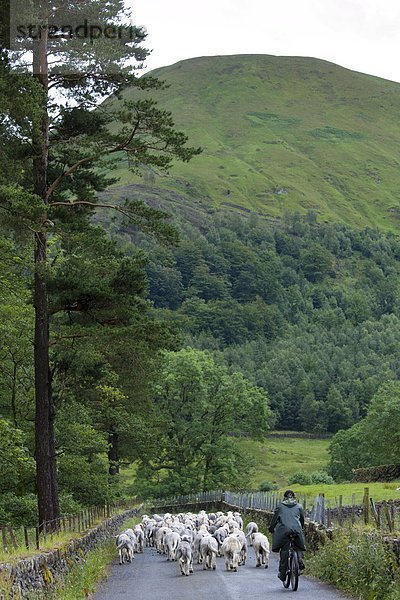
[119,528,137,552]
[176,540,193,576]
[245,521,258,545]
[116,532,134,564]
[194,528,210,563]
[234,530,247,565]
[200,535,218,570]
[165,531,181,561]
[221,534,242,572]
[252,532,270,568]
[214,524,229,554]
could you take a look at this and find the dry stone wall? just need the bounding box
[352,464,400,482]
[0,508,138,599]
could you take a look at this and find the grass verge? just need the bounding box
[307,525,400,600]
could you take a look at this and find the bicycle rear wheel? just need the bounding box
[290,551,299,591]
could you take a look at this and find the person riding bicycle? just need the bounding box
[268,489,306,582]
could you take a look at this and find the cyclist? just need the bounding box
[268,489,306,582]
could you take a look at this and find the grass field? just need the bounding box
[107,54,400,232]
[235,433,331,488]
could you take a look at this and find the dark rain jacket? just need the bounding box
[268,499,306,552]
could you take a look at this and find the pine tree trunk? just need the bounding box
[34,231,55,526]
[32,7,59,527]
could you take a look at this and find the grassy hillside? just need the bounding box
[235,434,330,488]
[109,54,400,231]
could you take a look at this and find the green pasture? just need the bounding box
[235,434,331,488]
[287,481,400,506]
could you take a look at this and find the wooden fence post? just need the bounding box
[370,498,381,528]
[35,526,40,550]
[363,488,370,525]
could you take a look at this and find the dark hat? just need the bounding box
[283,489,296,498]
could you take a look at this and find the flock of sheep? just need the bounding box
[115,510,270,576]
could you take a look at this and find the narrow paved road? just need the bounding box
[94,545,351,600]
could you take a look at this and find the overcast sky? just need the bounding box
[127,0,400,83]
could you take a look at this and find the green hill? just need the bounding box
[110,54,400,230]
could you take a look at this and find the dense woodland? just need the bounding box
[2,205,400,518]
[138,210,400,431]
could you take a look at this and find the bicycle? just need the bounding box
[283,532,300,591]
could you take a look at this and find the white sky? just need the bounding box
[127,0,400,83]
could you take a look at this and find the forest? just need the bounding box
[2,203,400,519]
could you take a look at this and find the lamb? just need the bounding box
[200,535,218,570]
[252,532,270,568]
[165,531,181,561]
[176,540,193,576]
[245,521,258,545]
[116,533,134,564]
[221,534,242,572]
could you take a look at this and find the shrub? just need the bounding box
[258,481,279,492]
[288,470,335,486]
[309,470,335,485]
[288,471,312,485]
[307,528,400,600]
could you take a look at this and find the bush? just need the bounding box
[307,528,400,600]
[258,481,279,492]
[288,470,335,485]
[288,471,312,485]
[309,470,335,485]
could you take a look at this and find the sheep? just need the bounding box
[155,526,171,554]
[200,535,218,570]
[165,531,181,561]
[116,533,134,564]
[252,532,270,568]
[194,528,210,563]
[233,512,243,529]
[221,534,242,572]
[176,539,193,576]
[213,524,229,555]
[119,528,137,552]
[134,524,145,552]
[144,521,156,547]
[234,529,247,565]
[245,521,258,545]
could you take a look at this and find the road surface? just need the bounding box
[93,545,351,600]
